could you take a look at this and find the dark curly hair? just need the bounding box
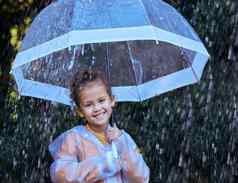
[70,69,112,107]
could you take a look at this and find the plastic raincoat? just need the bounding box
[49,125,150,183]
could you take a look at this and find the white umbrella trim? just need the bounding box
[12,25,209,69]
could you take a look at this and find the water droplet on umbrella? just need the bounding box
[91,56,96,65]
[90,43,95,51]
[81,44,85,56]
[68,46,72,52]
[68,47,77,70]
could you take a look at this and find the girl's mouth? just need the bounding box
[93,111,106,119]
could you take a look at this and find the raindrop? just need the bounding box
[215,2,220,8]
[185,142,190,153]
[178,153,183,167]
[231,140,236,152]
[164,97,169,102]
[13,157,17,167]
[176,107,181,113]
[212,143,217,153]
[208,81,213,90]
[227,152,231,165]
[37,158,41,168]
[81,44,85,56]
[68,46,72,52]
[68,47,77,70]
[91,56,96,65]
[228,46,233,60]
[90,43,95,51]
[161,128,166,141]
[48,54,53,65]
[199,95,205,105]
[218,111,222,116]
[202,152,207,163]
[207,94,211,104]
[181,110,186,119]
[214,169,217,176]
[234,97,237,109]
[166,109,170,115]
[155,144,160,150]
[68,60,75,70]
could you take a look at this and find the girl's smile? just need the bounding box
[78,81,115,132]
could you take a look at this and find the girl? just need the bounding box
[49,70,150,183]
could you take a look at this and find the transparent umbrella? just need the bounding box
[11,0,209,105]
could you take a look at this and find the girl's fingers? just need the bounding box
[107,134,115,140]
[85,167,99,183]
[108,123,118,132]
[107,134,114,143]
[78,165,94,182]
[107,124,113,130]
[78,170,89,182]
[106,124,121,143]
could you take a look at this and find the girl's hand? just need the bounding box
[106,123,122,143]
[78,163,99,183]
[84,166,99,183]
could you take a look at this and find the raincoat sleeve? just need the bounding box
[49,131,122,183]
[113,131,150,183]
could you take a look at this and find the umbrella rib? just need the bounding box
[189,63,199,82]
[106,43,111,86]
[126,42,142,101]
[138,0,157,41]
[138,0,151,23]
[181,50,199,82]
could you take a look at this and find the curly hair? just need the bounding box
[70,69,112,107]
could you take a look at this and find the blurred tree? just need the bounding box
[0,0,52,125]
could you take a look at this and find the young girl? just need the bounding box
[49,70,150,183]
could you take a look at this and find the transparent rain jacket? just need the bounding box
[49,125,150,183]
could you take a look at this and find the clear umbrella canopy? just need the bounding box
[12,0,209,105]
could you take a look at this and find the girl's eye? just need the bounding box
[98,98,105,103]
[84,103,92,107]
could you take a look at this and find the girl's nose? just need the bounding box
[93,103,101,111]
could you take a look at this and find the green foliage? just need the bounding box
[0,97,79,183]
[1,0,238,183]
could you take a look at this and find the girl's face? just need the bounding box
[78,81,115,132]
